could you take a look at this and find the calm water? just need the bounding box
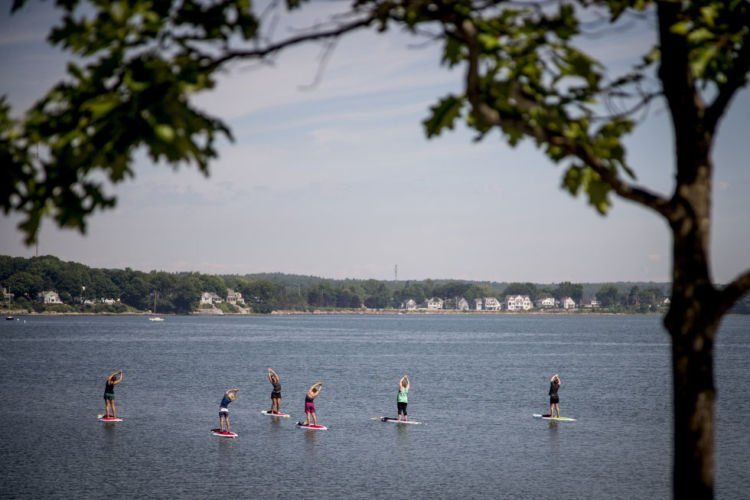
[0,314,748,498]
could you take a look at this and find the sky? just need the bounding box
[0,2,748,283]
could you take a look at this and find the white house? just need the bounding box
[401,299,417,311]
[561,297,576,310]
[582,299,600,308]
[536,297,556,308]
[505,295,533,311]
[101,298,120,305]
[483,297,502,311]
[424,297,444,310]
[226,289,245,305]
[39,291,63,304]
[456,297,470,311]
[200,291,223,305]
[474,298,483,311]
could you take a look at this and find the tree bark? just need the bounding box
[663,140,718,499]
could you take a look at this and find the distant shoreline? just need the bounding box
[2,308,660,317]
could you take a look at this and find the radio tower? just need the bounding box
[394,264,398,282]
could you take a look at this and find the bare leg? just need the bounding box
[312,411,318,426]
[104,400,109,417]
[226,415,231,433]
[219,414,225,431]
[112,400,117,418]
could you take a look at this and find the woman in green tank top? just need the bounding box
[397,375,410,421]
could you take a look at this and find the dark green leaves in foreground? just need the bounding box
[2,0,258,244]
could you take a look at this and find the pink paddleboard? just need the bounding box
[98,416,123,422]
[211,428,238,438]
[261,410,290,418]
[297,422,327,430]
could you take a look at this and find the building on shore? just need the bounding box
[561,296,576,310]
[401,299,418,311]
[38,291,63,304]
[482,297,502,311]
[200,291,223,305]
[455,297,470,311]
[424,297,444,310]
[226,289,245,305]
[536,296,556,308]
[505,295,533,311]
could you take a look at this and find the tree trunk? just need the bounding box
[664,161,719,499]
[666,297,718,499]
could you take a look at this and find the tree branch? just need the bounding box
[208,14,378,70]
[458,18,673,219]
[704,35,750,135]
[717,268,750,315]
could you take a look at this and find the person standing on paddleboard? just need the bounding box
[548,374,562,418]
[103,370,124,418]
[397,375,410,421]
[267,368,282,414]
[303,382,323,426]
[219,388,239,433]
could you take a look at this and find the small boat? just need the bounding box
[5,316,15,321]
[148,290,164,321]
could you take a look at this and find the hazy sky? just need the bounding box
[1,2,748,283]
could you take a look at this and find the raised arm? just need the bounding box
[400,375,410,390]
[308,382,323,398]
[110,370,124,385]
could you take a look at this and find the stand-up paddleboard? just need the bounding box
[297,422,327,430]
[373,417,421,425]
[98,415,123,422]
[261,410,290,418]
[533,414,576,422]
[211,428,238,438]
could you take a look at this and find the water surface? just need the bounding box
[0,314,748,498]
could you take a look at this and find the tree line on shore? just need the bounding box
[2,255,747,315]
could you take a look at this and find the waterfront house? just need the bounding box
[474,298,483,311]
[561,297,576,309]
[226,289,245,305]
[505,295,533,311]
[101,298,119,305]
[38,291,63,304]
[456,297,470,311]
[401,299,418,311]
[536,296,556,308]
[424,297,444,310]
[483,297,502,311]
[582,299,600,308]
[200,291,223,305]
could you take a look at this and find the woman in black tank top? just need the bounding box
[548,374,561,418]
[103,370,124,418]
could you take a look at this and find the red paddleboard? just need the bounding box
[297,422,327,430]
[98,416,123,422]
[211,428,238,438]
[261,410,290,418]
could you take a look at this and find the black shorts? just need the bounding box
[397,402,408,415]
[219,409,229,418]
[550,395,560,404]
[271,392,281,399]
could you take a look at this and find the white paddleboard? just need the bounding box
[211,428,238,438]
[373,417,421,425]
[261,410,290,418]
[533,414,576,422]
[297,422,327,430]
[98,416,123,422]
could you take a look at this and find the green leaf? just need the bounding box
[423,96,463,138]
[155,124,175,143]
[670,21,691,36]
